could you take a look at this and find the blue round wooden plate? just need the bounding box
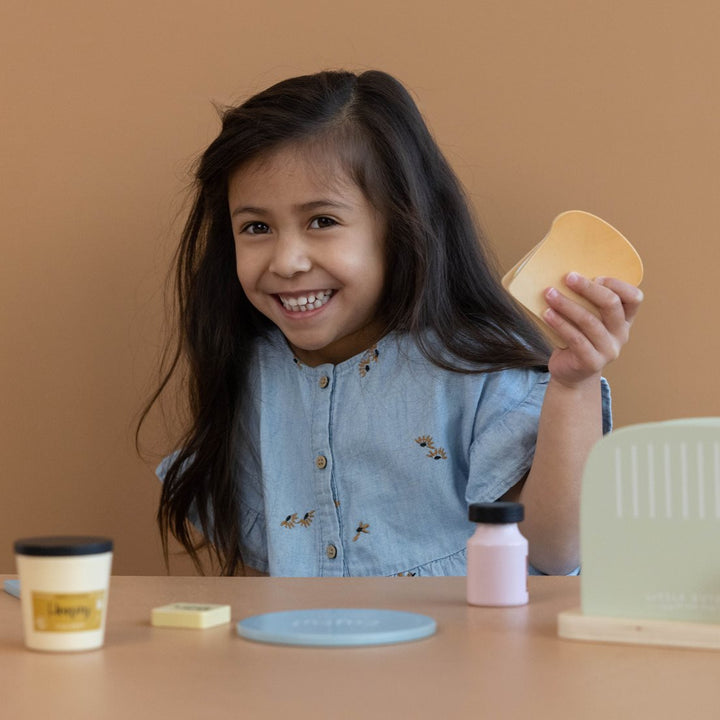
[236,608,437,647]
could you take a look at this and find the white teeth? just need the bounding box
[279,290,333,313]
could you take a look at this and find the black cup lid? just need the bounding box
[14,536,113,556]
[469,502,524,524]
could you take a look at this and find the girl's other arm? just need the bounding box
[512,273,643,574]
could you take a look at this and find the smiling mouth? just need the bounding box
[278,290,334,313]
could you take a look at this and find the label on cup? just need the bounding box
[31,591,105,632]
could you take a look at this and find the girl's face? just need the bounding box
[228,145,386,366]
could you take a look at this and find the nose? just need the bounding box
[268,232,312,278]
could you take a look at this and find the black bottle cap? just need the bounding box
[468,502,524,524]
[14,536,113,557]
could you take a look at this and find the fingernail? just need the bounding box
[567,272,579,283]
[546,287,558,299]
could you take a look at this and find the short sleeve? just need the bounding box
[155,452,205,532]
[466,372,612,506]
[156,452,267,573]
[466,369,549,504]
[155,453,176,483]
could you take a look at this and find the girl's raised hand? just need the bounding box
[542,272,643,387]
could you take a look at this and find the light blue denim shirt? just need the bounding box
[159,328,611,576]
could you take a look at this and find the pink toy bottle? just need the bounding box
[467,502,528,606]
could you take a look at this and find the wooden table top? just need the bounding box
[2,574,719,719]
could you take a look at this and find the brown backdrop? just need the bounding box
[2,1,718,574]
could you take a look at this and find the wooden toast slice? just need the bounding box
[502,210,643,347]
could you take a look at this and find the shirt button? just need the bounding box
[315,455,327,469]
[326,544,338,559]
[319,376,330,389]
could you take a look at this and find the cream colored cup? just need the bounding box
[14,536,113,652]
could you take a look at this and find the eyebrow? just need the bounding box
[230,199,353,218]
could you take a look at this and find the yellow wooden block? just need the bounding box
[151,602,231,629]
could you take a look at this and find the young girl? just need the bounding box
[145,69,643,577]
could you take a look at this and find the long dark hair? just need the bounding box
[139,70,551,575]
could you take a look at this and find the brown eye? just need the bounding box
[309,216,337,229]
[242,222,270,235]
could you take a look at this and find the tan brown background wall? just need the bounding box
[2,1,718,574]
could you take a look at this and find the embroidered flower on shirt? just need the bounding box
[281,513,299,529]
[414,435,447,460]
[397,572,417,577]
[353,522,370,541]
[298,510,316,528]
[358,345,379,377]
[282,511,316,529]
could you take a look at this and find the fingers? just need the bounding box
[565,273,628,340]
[543,272,644,360]
[552,272,642,328]
[543,289,618,366]
[594,276,644,324]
